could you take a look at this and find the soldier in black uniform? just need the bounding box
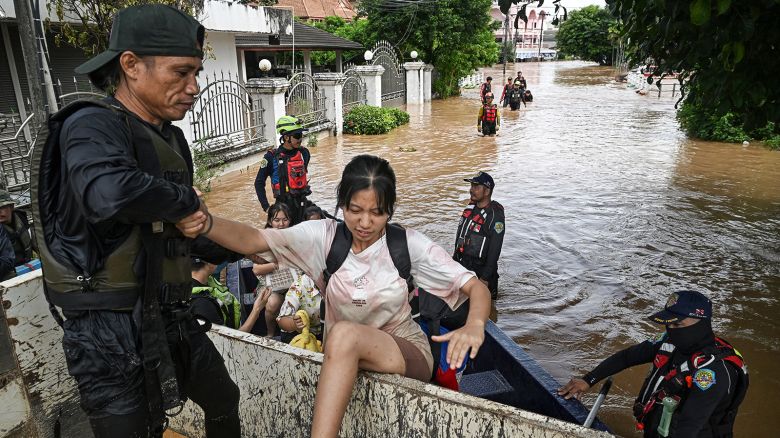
[31,5,241,437]
[453,172,505,300]
[558,290,748,437]
[0,189,34,267]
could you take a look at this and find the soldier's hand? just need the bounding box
[176,211,208,238]
[557,378,590,400]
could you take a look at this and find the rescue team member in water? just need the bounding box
[176,154,492,438]
[191,257,270,332]
[477,93,500,136]
[254,115,312,225]
[31,5,241,437]
[453,172,504,300]
[558,290,748,438]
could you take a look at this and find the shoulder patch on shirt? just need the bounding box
[494,221,504,234]
[694,368,716,391]
[259,158,268,169]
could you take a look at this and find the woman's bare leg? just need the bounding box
[264,292,283,337]
[310,321,406,438]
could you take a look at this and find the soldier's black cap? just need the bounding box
[75,4,204,75]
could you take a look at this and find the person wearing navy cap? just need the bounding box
[558,290,749,437]
[453,171,505,300]
[31,4,241,437]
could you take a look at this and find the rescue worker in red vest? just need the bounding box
[0,189,35,268]
[254,116,312,225]
[479,76,493,104]
[558,290,748,438]
[453,172,505,300]
[477,93,500,137]
[32,5,241,437]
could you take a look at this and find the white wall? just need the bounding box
[174,31,238,145]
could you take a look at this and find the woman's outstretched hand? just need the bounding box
[177,210,208,238]
[431,320,485,369]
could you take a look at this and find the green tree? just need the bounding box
[308,16,375,68]
[608,0,779,142]
[47,0,207,56]
[555,5,616,65]
[359,0,499,98]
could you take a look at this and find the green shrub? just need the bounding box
[343,105,409,135]
[387,107,410,126]
[765,135,780,150]
[192,145,226,193]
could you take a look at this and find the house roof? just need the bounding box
[274,0,357,21]
[235,21,362,50]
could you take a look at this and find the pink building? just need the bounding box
[491,1,557,61]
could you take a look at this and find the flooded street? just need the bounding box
[207,61,780,437]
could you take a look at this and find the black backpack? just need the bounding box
[321,221,469,378]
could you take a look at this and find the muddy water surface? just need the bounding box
[207,61,779,437]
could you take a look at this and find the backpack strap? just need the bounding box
[320,222,413,320]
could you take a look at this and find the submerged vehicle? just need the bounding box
[0,267,611,437]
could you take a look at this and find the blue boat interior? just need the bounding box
[225,261,610,433]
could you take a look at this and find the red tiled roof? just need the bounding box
[276,0,357,20]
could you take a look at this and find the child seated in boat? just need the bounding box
[276,270,323,343]
[176,154,491,438]
[251,202,298,337]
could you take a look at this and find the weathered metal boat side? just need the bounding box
[1,271,611,437]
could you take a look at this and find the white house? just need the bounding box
[0,0,293,144]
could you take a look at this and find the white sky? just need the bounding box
[560,0,607,9]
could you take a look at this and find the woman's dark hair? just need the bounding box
[336,155,396,217]
[265,202,292,229]
[303,205,324,220]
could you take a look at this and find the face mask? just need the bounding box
[666,319,713,353]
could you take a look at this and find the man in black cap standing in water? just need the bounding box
[31,5,240,437]
[453,172,505,300]
[558,290,749,437]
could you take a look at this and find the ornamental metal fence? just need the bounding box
[189,72,266,159]
[370,40,406,107]
[285,72,328,131]
[341,69,367,114]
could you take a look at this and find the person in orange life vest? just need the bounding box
[558,290,748,438]
[453,172,505,300]
[477,93,500,136]
[479,76,493,104]
[254,115,312,225]
[499,77,513,108]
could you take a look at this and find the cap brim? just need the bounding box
[75,50,122,75]
[0,202,13,208]
[648,309,685,324]
[463,178,476,184]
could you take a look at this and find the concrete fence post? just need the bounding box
[245,77,291,144]
[354,65,385,107]
[403,61,425,104]
[423,64,433,101]
[314,72,346,135]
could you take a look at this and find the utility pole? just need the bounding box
[13,0,47,121]
[537,11,546,61]
[502,13,509,79]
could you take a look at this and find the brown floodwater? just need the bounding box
[206,61,780,437]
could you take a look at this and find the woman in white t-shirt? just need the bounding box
[177,154,491,438]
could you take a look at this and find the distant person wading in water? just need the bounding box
[176,154,492,438]
[477,93,500,136]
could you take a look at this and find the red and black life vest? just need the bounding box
[633,337,748,433]
[272,149,309,197]
[482,105,497,123]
